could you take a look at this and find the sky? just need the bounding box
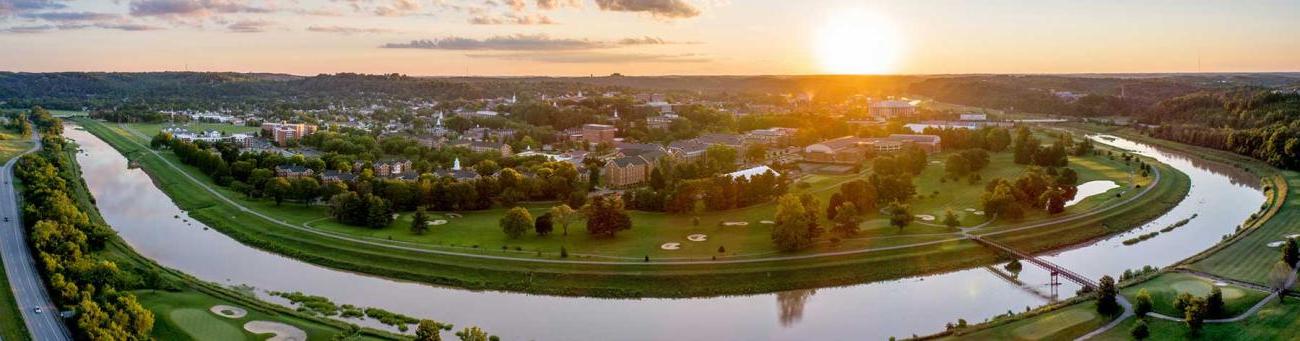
[0,0,1298,76]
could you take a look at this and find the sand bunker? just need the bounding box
[915,214,936,221]
[1286,234,1300,239]
[1267,241,1286,248]
[722,221,749,226]
[930,161,942,164]
[759,220,775,224]
[244,321,307,341]
[1214,281,1228,287]
[964,208,977,212]
[687,234,708,242]
[209,305,247,319]
[446,213,463,218]
[660,242,681,250]
[974,211,986,216]
[428,220,448,226]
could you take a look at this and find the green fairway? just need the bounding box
[1091,300,1300,340]
[74,117,1192,297]
[139,290,387,341]
[943,302,1111,340]
[1120,273,1269,318]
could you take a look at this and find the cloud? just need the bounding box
[465,51,710,64]
[383,34,689,51]
[383,34,607,50]
[468,13,554,25]
[306,25,393,34]
[0,0,69,16]
[128,0,269,18]
[534,0,578,10]
[18,11,120,21]
[373,0,420,16]
[594,0,699,18]
[1,22,162,32]
[502,0,523,11]
[226,19,270,32]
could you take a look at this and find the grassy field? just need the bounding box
[55,135,401,340]
[75,117,1191,298]
[0,126,33,341]
[1092,300,1300,340]
[942,301,1112,340]
[1120,273,1269,318]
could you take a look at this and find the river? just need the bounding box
[65,126,1265,340]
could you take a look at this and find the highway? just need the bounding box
[0,132,71,341]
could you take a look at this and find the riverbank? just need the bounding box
[75,117,1192,298]
[929,125,1299,340]
[58,132,404,340]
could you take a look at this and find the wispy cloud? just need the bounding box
[306,25,394,34]
[466,51,711,64]
[0,0,70,16]
[226,19,271,32]
[468,13,555,25]
[534,0,580,10]
[383,34,688,50]
[594,0,699,19]
[18,11,119,21]
[127,0,270,18]
[2,22,163,32]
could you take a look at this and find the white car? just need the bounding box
[33,307,42,314]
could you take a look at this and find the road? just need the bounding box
[0,132,71,341]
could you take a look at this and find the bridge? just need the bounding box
[969,234,1098,291]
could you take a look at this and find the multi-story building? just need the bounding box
[261,122,318,146]
[868,100,917,119]
[275,164,315,178]
[646,114,680,130]
[582,124,617,144]
[803,134,942,163]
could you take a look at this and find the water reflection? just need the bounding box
[776,289,816,327]
[67,125,1264,340]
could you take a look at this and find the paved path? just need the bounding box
[111,122,1163,266]
[0,132,72,340]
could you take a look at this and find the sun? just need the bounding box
[815,10,903,75]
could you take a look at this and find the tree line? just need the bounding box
[15,116,155,339]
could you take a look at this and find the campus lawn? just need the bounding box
[1120,273,1270,318]
[1092,300,1300,340]
[943,301,1113,340]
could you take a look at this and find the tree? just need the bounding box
[549,204,577,236]
[1131,319,1150,340]
[455,326,489,341]
[771,194,814,251]
[1096,275,1119,315]
[1135,288,1153,317]
[745,143,766,163]
[1184,296,1208,334]
[415,320,443,341]
[831,202,860,237]
[584,195,632,238]
[1206,286,1225,318]
[411,208,429,235]
[474,160,500,177]
[500,207,533,239]
[943,208,960,228]
[266,177,291,205]
[1174,292,1195,314]
[364,194,393,228]
[887,202,912,230]
[534,212,554,236]
[945,153,970,178]
[1284,238,1298,268]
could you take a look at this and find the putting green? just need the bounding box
[1011,309,1096,340]
[1171,280,1245,300]
[169,308,246,341]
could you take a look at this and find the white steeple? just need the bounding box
[613,108,619,119]
[452,158,461,171]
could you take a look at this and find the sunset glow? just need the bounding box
[815,10,902,75]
